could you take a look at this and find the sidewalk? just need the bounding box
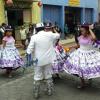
[19,38,75,56]
[60,38,75,45]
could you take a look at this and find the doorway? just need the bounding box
[65,7,81,35]
[7,9,23,27]
[7,9,23,38]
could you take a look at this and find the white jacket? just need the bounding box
[27,31,60,66]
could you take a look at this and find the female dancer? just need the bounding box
[0,26,24,77]
[63,24,100,88]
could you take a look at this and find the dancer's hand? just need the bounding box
[89,24,94,30]
[89,24,96,41]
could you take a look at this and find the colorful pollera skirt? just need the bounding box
[0,47,24,69]
[52,47,68,74]
[63,47,100,79]
[93,40,100,51]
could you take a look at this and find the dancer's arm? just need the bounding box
[2,40,6,48]
[89,25,96,41]
[27,36,35,54]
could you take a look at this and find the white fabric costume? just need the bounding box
[27,30,60,79]
[27,30,60,97]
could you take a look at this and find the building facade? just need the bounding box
[0,0,98,39]
[0,0,41,26]
[0,0,42,41]
[41,0,98,33]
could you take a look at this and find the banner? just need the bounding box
[68,0,80,6]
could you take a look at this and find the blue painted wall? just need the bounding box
[42,0,98,22]
[42,0,65,6]
[42,0,98,8]
[42,0,98,38]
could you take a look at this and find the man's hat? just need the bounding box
[36,23,44,28]
[5,25,13,31]
[45,22,53,29]
[81,23,90,30]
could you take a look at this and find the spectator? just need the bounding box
[0,23,7,44]
[20,26,27,50]
[64,24,68,37]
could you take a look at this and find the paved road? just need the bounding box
[0,43,100,100]
[0,71,100,100]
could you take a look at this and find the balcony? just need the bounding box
[13,0,33,3]
[5,0,33,9]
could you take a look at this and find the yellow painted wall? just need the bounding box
[23,9,31,24]
[68,0,80,6]
[0,0,6,25]
[32,1,41,24]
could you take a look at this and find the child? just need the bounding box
[0,26,24,77]
[63,24,100,88]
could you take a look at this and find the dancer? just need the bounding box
[52,38,67,79]
[63,24,100,88]
[27,22,60,98]
[0,26,24,77]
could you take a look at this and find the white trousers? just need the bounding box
[34,64,53,81]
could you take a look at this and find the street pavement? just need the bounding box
[0,41,100,100]
[0,70,100,100]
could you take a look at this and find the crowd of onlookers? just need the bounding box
[19,22,62,50]
[0,22,100,48]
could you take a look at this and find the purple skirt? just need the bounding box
[93,40,100,50]
[52,48,67,74]
[0,48,24,69]
[63,48,100,79]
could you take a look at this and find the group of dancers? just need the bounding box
[53,24,100,89]
[0,22,100,99]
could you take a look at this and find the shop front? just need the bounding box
[42,0,98,37]
[43,5,62,28]
[4,0,32,39]
[0,0,42,42]
[5,0,32,27]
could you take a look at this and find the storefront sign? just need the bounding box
[68,0,80,6]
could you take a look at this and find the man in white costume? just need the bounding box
[27,22,60,98]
